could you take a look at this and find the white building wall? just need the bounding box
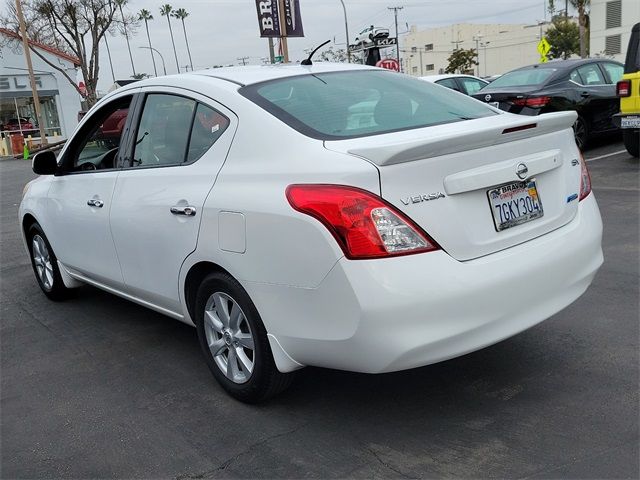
[0,34,81,139]
[401,23,553,78]
[590,0,640,62]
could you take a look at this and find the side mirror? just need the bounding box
[32,150,58,175]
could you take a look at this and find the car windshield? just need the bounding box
[240,70,496,140]
[489,67,557,88]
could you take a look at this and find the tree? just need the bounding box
[115,0,135,76]
[138,9,157,76]
[445,48,478,74]
[160,4,180,72]
[319,46,347,63]
[172,8,193,72]
[1,0,133,107]
[546,17,580,59]
[570,0,590,58]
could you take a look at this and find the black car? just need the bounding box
[472,58,624,148]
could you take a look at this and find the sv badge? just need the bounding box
[401,192,446,205]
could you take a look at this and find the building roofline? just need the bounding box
[0,28,81,67]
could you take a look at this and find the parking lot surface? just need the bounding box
[1,139,638,479]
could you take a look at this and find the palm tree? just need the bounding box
[570,0,590,58]
[160,4,180,72]
[172,8,193,71]
[138,9,157,77]
[116,0,136,76]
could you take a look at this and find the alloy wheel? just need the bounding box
[203,292,255,384]
[32,234,54,290]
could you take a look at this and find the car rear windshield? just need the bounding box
[488,67,557,88]
[239,70,496,140]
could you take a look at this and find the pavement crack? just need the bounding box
[177,424,306,479]
[366,446,417,479]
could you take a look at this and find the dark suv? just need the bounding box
[472,58,624,149]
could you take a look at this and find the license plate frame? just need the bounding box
[487,179,544,232]
[620,116,640,129]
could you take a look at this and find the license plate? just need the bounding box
[487,179,544,232]
[489,101,500,109]
[621,116,640,128]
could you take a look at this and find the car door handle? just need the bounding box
[87,199,104,208]
[170,205,197,216]
[580,91,590,98]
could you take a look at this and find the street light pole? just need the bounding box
[339,0,351,63]
[473,34,482,76]
[139,47,167,75]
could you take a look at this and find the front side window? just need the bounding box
[67,96,132,172]
[133,94,196,167]
[241,70,496,140]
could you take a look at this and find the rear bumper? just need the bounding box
[612,113,640,129]
[246,194,603,374]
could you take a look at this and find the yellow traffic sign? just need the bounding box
[540,55,548,63]
[537,38,551,56]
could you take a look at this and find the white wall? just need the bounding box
[401,22,554,78]
[590,0,640,62]
[0,34,81,139]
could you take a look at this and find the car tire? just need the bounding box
[573,115,589,150]
[194,271,295,403]
[27,223,72,301]
[622,129,639,158]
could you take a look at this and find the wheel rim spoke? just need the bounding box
[226,347,239,380]
[235,332,254,350]
[204,310,224,334]
[208,338,227,357]
[235,348,254,374]
[228,302,242,331]
[212,293,230,328]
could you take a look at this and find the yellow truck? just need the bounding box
[614,23,640,158]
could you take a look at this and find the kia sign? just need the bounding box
[376,59,400,72]
[255,0,281,38]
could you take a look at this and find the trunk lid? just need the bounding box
[472,87,539,114]
[325,111,582,261]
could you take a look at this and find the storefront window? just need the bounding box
[0,95,61,137]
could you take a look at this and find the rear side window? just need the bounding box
[240,70,495,140]
[576,64,606,85]
[133,94,196,167]
[600,62,623,84]
[435,78,460,91]
[459,77,488,95]
[186,104,230,163]
[488,68,557,87]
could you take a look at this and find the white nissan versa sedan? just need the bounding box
[19,63,603,402]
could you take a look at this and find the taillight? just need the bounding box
[578,153,591,201]
[286,184,440,259]
[512,96,551,108]
[616,80,631,97]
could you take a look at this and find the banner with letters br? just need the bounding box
[255,0,281,38]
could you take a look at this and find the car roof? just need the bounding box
[420,74,487,82]
[510,58,622,72]
[187,62,375,87]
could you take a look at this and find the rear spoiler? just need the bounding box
[327,111,577,166]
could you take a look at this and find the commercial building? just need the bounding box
[0,28,81,149]
[401,23,553,78]
[590,0,640,62]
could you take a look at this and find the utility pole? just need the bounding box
[15,0,47,146]
[237,56,249,66]
[104,35,116,83]
[388,6,403,63]
[277,0,289,62]
[268,37,275,64]
[339,0,351,63]
[473,34,482,76]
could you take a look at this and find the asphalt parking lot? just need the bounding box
[1,139,638,479]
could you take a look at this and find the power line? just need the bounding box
[237,56,249,66]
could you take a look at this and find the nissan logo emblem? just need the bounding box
[485,94,492,102]
[516,163,529,180]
